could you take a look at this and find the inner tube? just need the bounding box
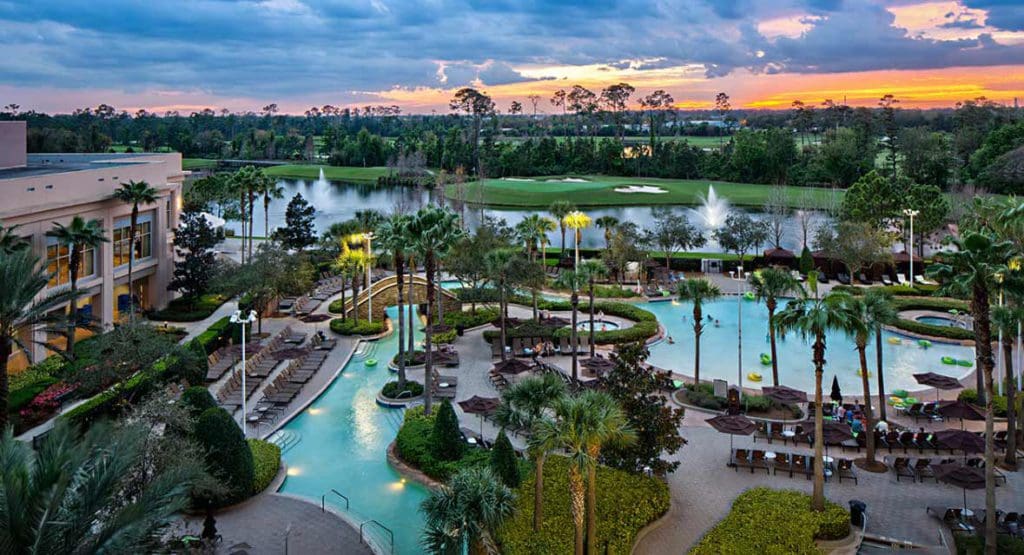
[957,359,973,367]
[941,356,956,365]
[917,339,932,348]
[759,353,772,365]
[743,291,756,301]
[365,358,378,367]
[747,372,762,382]
[887,337,902,345]
[856,368,873,378]
[892,389,909,399]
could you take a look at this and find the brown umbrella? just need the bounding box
[763,385,808,405]
[493,358,533,375]
[913,372,962,402]
[763,247,796,262]
[582,356,615,375]
[707,414,757,464]
[934,429,985,455]
[937,400,984,429]
[459,396,502,440]
[934,462,986,513]
[541,316,571,326]
[803,420,855,445]
[300,314,331,323]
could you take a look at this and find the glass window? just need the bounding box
[46,238,95,287]
[113,212,153,267]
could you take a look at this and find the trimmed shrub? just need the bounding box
[433,329,458,344]
[248,439,281,494]
[392,350,428,367]
[892,318,975,341]
[395,406,490,480]
[9,375,59,413]
[499,455,670,554]
[181,386,217,418]
[959,389,1007,417]
[431,400,464,462]
[327,298,344,314]
[833,284,942,297]
[195,407,255,507]
[691,487,850,554]
[443,308,499,329]
[890,296,969,312]
[955,532,1024,555]
[681,383,728,411]
[381,380,423,399]
[743,394,772,413]
[329,318,385,336]
[195,316,233,354]
[150,294,228,322]
[490,431,521,488]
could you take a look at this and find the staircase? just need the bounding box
[266,430,302,453]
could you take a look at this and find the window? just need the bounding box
[113,212,153,268]
[46,238,95,287]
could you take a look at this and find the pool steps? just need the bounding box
[266,430,302,453]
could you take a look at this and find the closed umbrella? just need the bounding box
[707,414,757,466]
[830,375,843,404]
[934,462,986,514]
[913,372,962,402]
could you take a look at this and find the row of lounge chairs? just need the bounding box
[309,332,337,351]
[930,506,1024,539]
[732,449,858,483]
[216,329,288,407]
[280,325,308,345]
[205,343,257,382]
[890,456,1007,484]
[904,402,946,422]
[432,373,458,400]
[492,336,591,358]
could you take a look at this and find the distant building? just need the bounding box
[0,121,184,366]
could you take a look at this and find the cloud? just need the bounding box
[961,1,1024,31]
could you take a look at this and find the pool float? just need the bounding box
[905,397,920,405]
[888,396,903,406]
[892,389,909,399]
[671,379,684,390]
[747,372,762,382]
[364,358,378,367]
[759,353,772,365]
[856,368,873,378]
[941,356,956,365]
[743,291,756,301]
[917,339,932,348]
[957,359,973,367]
[887,337,902,345]
[891,398,907,409]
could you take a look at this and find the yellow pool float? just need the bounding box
[747,372,763,382]
[887,337,902,345]
[856,368,873,378]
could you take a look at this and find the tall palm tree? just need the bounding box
[494,373,567,531]
[260,177,284,241]
[866,289,897,422]
[0,421,200,554]
[578,260,608,358]
[749,268,799,386]
[0,249,78,428]
[411,206,463,416]
[676,278,721,385]
[929,232,1021,553]
[229,166,258,264]
[992,305,1020,469]
[555,270,585,381]
[536,216,557,268]
[420,467,516,555]
[485,248,517,362]
[515,214,545,261]
[594,216,619,248]
[563,210,591,271]
[530,391,634,555]
[548,200,575,256]
[339,247,368,324]
[47,216,107,359]
[773,280,849,512]
[377,214,412,388]
[113,180,158,321]
[0,221,28,254]
[839,294,894,472]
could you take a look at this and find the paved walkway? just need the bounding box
[178,493,373,555]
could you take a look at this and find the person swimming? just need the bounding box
[714,319,720,327]
[667,335,675,344]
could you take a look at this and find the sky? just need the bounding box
[1,0,1023,114]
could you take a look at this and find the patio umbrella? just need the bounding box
[937,400,984,429]
[830,375,843,404]
[763,385,808,404]
[300,313,331,323]
[582,356,615,376]
[802,420,855,445]
[913,372,962,402]
[492,358,533,375]
[459,396,501,440]
[541,316,571,326]
[933,429,985,456]
[934,462,986,514]
[706,414,757,465]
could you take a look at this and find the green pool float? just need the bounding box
[759,353,772,365]
[905,396,920,405]
[892,389,909,399]
[365,358,378,367]
[957,359,973,367]
[917,339,932,348]
[941,356,956,365]
[743,291,756,301]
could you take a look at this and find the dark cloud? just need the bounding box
[961,1,1024,31]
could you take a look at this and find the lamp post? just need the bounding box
[230,309,258,437]
[737,277,744,400]
[903,208,919,284]
[364,232,374,324]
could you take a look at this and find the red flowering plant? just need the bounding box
[19,382,78,426]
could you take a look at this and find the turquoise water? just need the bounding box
[644,298,974,395]
[277,306,428,554]
[916,315,966,328]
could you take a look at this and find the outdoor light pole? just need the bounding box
[903,208,919,283]
[737,278,744,397]
[364,232,374,323]
[231,309,258,437]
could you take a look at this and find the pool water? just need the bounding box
[645,298,974,395]
[277,306,428,554]
[916,315,966,328]
[577,319,621,332]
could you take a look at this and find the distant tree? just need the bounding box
[714,92,732,139]
[599,82,635,139]
[450,87,496,175]
[816,127,876,186]
[763,185,790,249]
[639,89,675,149]
[814,220,892,279]
[840,170,902,231]
[169,211,219,302]
[594,215,620,247]
[273,193,316,250]
[677,278,721,384]
[431,400,465,462]
[900,127,952,188]
[490,431,521,488]
[644,206,705,268]
[901,182,950,256]
[548,200,576,254]
[878,94,900,179]
[602,223,644,284]
[713,213,768,264]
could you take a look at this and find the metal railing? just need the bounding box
[360,519,394,555]
[321,489,350,511]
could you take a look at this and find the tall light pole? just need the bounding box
[903,208,919,284]
[364,232,374,323]
[231,309,258,437]
[737,276,744,398]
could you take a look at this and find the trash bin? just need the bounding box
[849,500,867,528]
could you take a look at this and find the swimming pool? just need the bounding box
[916,315,967,328]
[577,319,621,332]
[277,306,428,554]
[644,298,974,395]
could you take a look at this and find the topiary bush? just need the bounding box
[490,431,521,488]
[329,318,386,336]
[681,383,728,411]
[690,487,850,555]
[394,406,490,480]
[248,438,281,494]
[194,407,256,507]
[431,400,464,462]
[381,380,423,399]
[181,386,217,418]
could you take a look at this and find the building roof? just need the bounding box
[0,153,162,181]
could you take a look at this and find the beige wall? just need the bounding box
[0,121,27,169]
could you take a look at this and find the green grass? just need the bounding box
[447,175,842,208]
[183,158,218,170]
[262,164,391,183]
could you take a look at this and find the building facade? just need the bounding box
[0,121,184,366]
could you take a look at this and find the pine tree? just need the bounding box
[168,211,219,302]
[431,400,464,461]
[489,431,520,488]
[273,193,316,250]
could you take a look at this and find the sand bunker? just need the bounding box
[500,177,536,182]
[545,177,590,183]
[614,185,668,194]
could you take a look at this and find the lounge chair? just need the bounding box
[928,506,974,534]
[897,273,908,285]
[773,453,793,476]
[816,271,829,284]
[732,449,752,471]
[749,450,771,475]
[905,403,925,421]
[837,273,851,285]
[791,455,812,479]
[914,458,936,482]
[880,274,893,286]
[837,459,857,484]
[893,457,916,482]
[791,270,805,282]
[858,273,873,285]
[558,337,571,354]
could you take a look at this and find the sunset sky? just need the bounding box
[1,0,1022,114]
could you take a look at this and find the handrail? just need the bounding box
[321,488,350,511]
[359,519,394,555]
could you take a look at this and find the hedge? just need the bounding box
[443,308,499,329]
[891,318,975,341]
[833,284,941,297]
[195,316,233,354]
[329,318,385,336]
[381,380,423,399]
[499,455,670,554]
[690,488,850,555]
[9,376,59,413]
[955,532,1024,554]
[196,407,255,507]
[61,356,173,424]
[549,283,640,299]
[959,389,1007,417]
[182,386,217,418]
[394,405,490,481]
[149,294,228,322]
[248,439,282,494]
[891,297,969,312]
[484,301,660,346]
[327,298,345,314]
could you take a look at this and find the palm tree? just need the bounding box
[113,180,158,321]
[676,278,721,385]
[563,210,591,271]
[555,270,585,381]
[992,305,1020,469]
[339,247,368,324]
[260,177,284,242]
[839,294,895,472]
[411,206,463,416]
[0,421,201,554]
[594,216,619,248]
[531,391,634,555]
[536,216,557,268]
[47,216,107,359]
[773,280,849,512]
[928,232,1021,553]
[866,289,897,422]
[0,221,28,254]
[514,214,546,261]
[578,260,608,358]
[548,200,575,256]
[494,373,567,531]
[420,467,516,555]
[485,248,518,362]
[229,166,256,264]
[377,214,412,388]
[749,268,799,385]
[0,249,78,428]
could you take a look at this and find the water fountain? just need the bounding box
[316,167,328,185]
[689,185,730,229]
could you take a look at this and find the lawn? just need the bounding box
[183,158,218,170]
[446,175,842,208]
[262,164,391,183]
